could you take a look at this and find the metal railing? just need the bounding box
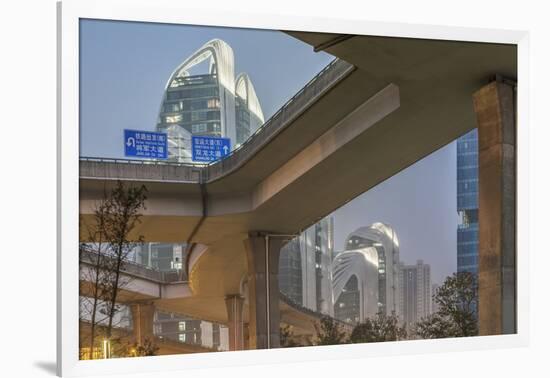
[79,156,207,168]
[79,157,202,183]
[80,59,355,183]
[79,248,186,283]
[279,292,354,331]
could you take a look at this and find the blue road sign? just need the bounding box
[191,135,231,163]
[124,129,168,159]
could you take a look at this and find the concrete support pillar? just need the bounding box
[244,233,285,349]
[473,79,516,335]
[129,302,156,344]
[243,323,250,350]
[224,294,245,351]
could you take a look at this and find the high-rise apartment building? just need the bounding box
[398,260,432,326]
[457,129,479,274]
[156,39,264,162]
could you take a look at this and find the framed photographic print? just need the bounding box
[57,0,529,376]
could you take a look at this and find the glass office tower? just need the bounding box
[278,238,303,304]
[156,39,264,162]
[278,216,335,315]
[457,129,479,274]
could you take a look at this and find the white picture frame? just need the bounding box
[57,1,530,376]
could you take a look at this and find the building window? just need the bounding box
[154,324,161,334]
[191,111,207,121]
[178,334,186,343]
[178,321,185,331]
[191,123,208,133]
[164,103,180,112]
[165,114,182,123]
[207,98,220,108]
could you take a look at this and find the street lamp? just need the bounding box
[102,338,111,359]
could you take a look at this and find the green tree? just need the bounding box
[101,181,147,340]
[314,316,348,346]
[80,180,147,357]
[349,312,407,343]
[130,337,160,357]
[415,272,478,339]
[414,313,456,339]
[280,324,300,348]
[79,207,112,359]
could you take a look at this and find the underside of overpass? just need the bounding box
[79,31,517,350]
[79,249,335,344]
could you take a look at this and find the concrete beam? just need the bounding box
[474,79,516,335]
[252,83,400,209]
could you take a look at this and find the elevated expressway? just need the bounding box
[79,249,329,341]
[80,35,517,347]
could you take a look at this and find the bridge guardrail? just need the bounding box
[79,248,186,283]
[280,292,354,331]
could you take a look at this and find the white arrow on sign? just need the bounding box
[222,145,229,154]
[126,137,135,147]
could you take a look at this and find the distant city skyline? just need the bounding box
[80,19,458,285]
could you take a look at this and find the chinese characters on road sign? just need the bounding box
[124,129,168,159]
[192,135,231,163]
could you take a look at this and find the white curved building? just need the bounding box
[156,39,264,162]
[332,248,379,323]
[343,223,401,317]
[235,73,264,144]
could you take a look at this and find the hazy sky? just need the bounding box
[80,19,458,284]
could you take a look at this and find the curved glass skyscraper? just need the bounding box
[332,247,379,323]
[342,223,401,317]
[333,223,400,324]
[156,39,264,162]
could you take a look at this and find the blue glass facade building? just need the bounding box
[457,129,479,275]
